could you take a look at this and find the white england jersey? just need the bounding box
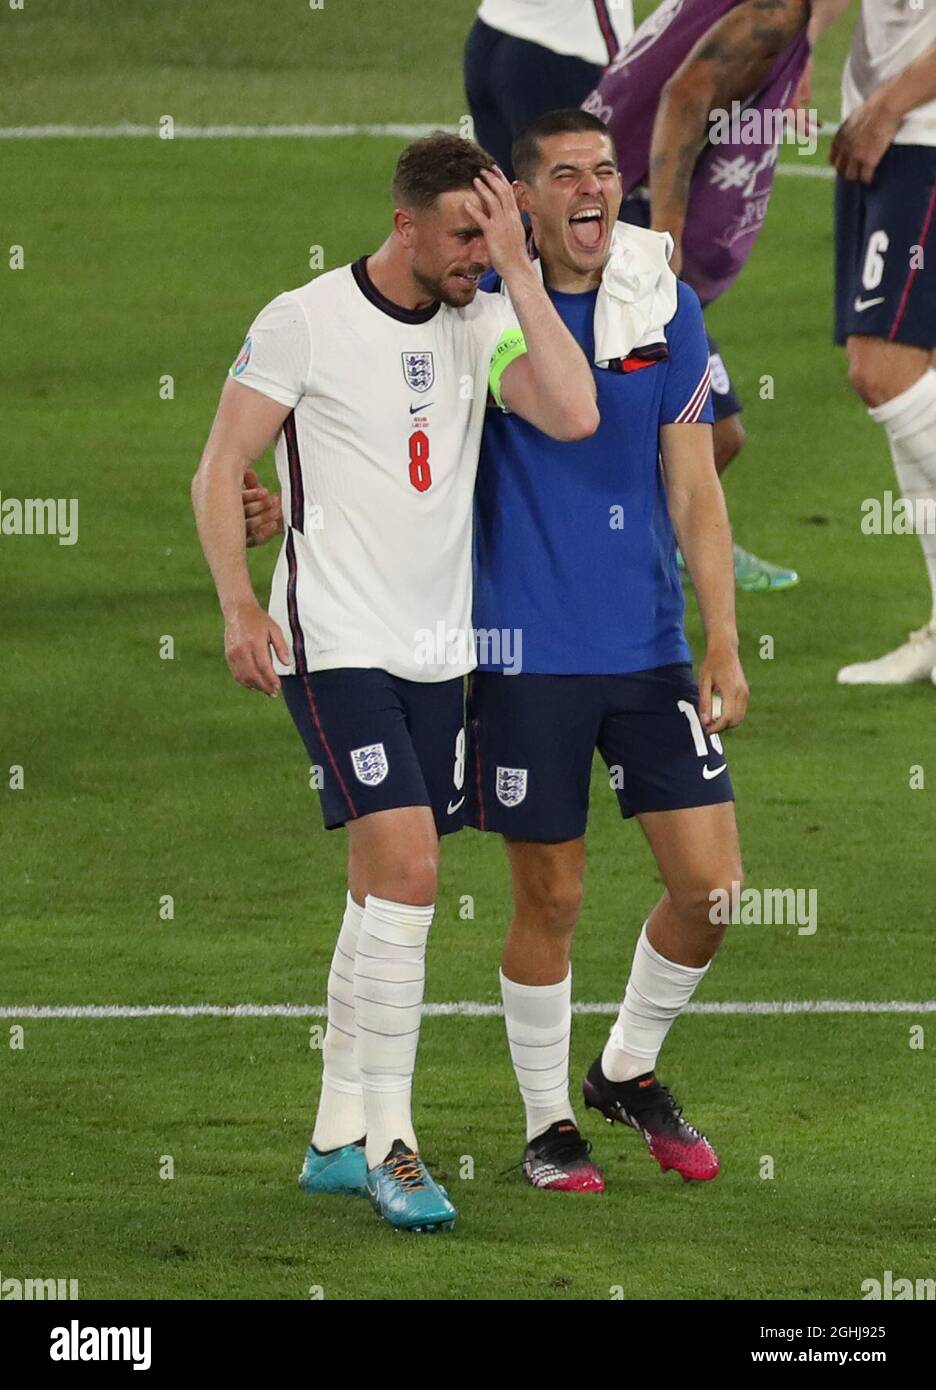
[231,260,520,682]
[842,0,936,147]
[477,0,633,66]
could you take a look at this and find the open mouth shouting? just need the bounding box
[568,202,607,254]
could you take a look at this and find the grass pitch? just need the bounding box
[1,0,933,1301]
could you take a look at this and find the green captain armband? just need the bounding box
[488,328,527,410]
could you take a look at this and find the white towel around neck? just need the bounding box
[502,221,679,367]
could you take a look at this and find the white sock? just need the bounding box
[500,967,574,1142]
[602,923,710,1082]
[355,895,433,1169]
[311,892,366,1152]
[869,368,936,626]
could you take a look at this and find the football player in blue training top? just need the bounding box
[466,108,748,1193]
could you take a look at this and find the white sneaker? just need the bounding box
[837,623,936,685]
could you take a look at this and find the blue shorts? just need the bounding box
[619,194,742,421]
[464,17,604,180]
[281,669,466,836]
[835,144,936,349]
[465,665,734,842]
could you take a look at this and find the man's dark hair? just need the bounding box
[511,108,613,184]
[392,131,496,211]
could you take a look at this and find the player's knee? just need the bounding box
[546,882,584,934]
[846,344,893,407]
[380,850,439,907]
[675,861,744,932]
[517,878,583,935]
[711,858,745,905]
[713,414,745,471]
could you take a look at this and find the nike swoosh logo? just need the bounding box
[410,401,433,413]
[853,296,885,312]
[447,796,465,815]
[702,763,727,780]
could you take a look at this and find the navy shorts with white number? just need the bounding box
[835,144,936,349]
[466,665,734,843]
[281,669,466,836]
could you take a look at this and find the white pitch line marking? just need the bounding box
[775,162,836,177]
[0,119,840,146]
[0,1000,931,1020]
[0,121,838,179]
[0,123,839,180]
[0,122,463,140]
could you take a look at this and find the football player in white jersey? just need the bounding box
[191,132,598,1233]
[818,0,936,684]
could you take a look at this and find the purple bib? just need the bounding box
[583,0,810,305]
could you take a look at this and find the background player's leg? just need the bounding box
[708,343,798,592]
[465,22,602,180]
[838,336,936,684]
[501,838,584,1141]
[463,19,513,173]
[712,411,744,477]
[347,806,438,1168]
[601,802,741,1082]
[499,42,603,179]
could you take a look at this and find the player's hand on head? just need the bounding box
[463,166,526,276]
[830,97,900,184]
[698,641,749,735]
[242,469,284,548]
[223,600,289,697]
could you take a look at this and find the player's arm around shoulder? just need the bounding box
[659,286,748,736]
[192,366,293,697]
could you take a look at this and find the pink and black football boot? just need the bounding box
[582,1059,719,1182]
[521,1119,606,1193]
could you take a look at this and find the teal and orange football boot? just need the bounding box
[365,1139,456,1233]
[298,1138,367,1196]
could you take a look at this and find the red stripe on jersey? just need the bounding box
[285,530,308,675]
[283,410,305,533]
[592,0,619,64]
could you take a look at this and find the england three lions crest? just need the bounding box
[402,351,434,393]
[496,766,527,807]
[350,743,389,786]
